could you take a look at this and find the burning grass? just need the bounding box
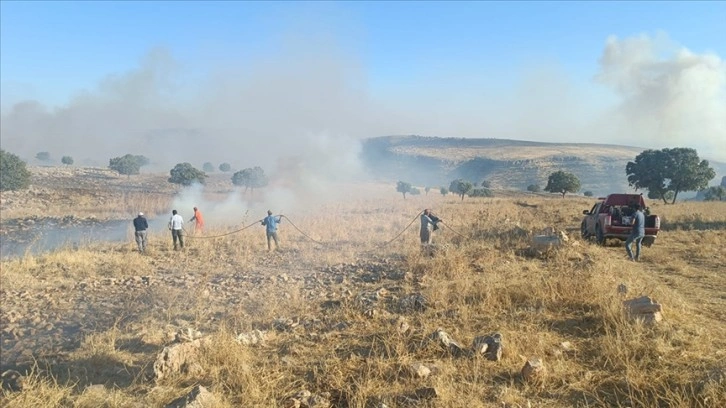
[1,187,725,407]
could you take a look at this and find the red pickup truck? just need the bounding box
[580,194,660,246]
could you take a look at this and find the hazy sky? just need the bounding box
[1,1,725,166]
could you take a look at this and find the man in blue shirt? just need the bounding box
[625,204,646,261]
[261,210,282,251]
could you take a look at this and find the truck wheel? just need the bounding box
[580,221,590,239]
[596,225,605,245]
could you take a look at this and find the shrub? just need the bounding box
[232,166,268,192]
[440,187,448,196]
[0,150,32,191]
[219,163,232,172]
[527,184,541,193]
[584,190,593,197]
[35,151,51,162]
[109,154,145,177]
[396,181,412,199]
[409,187,421,195]
[61,156,74,166]
[168,163,207,186]
[202,162,215,172]
[469,188,494,198]
[449,179,473,201]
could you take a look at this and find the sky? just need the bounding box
[1,0,725,169]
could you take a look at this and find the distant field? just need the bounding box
[1,167,724,407]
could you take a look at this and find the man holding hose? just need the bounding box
[261,210,282,251]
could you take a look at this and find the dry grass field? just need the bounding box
[1,170,725,407]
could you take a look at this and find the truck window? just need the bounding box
[591,204,599,214]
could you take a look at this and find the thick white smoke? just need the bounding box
[594,34,726,160]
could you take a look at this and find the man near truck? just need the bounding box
[625,204,645,261]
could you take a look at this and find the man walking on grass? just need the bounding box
[261,210,282,251]
[169,209,184,250]
[625,203,645,261]
[133,212,148,253]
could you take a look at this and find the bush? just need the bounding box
[527,184,541,193]
[480,180,492,188]
[203,162,215,172]
[61,156,74,166]
[168,163,207,186]
[584,191,593,197]
[409,187,421,195]
[449,179,473,201]
[440,187,448,196]
[219,163,232,172]
[109,154,145,177]
[396,181,412,199]
[232,166,268,192]
[0,150,32,191]
[469,188,494,198]
[35,151,51,162]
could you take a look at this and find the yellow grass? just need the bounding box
[1,186,725,407]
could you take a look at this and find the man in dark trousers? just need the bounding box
[261,210,282,251]
[168,209,184,250]
[625,203,645,261]
[133,212,149,253]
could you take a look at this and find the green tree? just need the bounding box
[469,188,494,197]
[703,186,726,201]
[202,162,215,172]
[232,166,268,192]
[526,184,541,193]
[409,187,421,195]
[0,150,32,191]
[109,154,142,177]
[61,156,74,166]
[219,163,232,172]
[545,170,581,198]
[449,179,473,201]
[133,155,150,168]
[35,151,51,162]
[168,163,207,186]
[627,148,715,204]
[583,191,593,197]
[396,181,412,199]
[648,189,674,202]
[440,187,448,196]
[480,180,492,188]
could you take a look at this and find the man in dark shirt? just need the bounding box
[625,204,646,261]
[133,212,149,253]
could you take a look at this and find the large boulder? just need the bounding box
[154,338,210,380]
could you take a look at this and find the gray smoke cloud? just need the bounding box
[594,33,726,160]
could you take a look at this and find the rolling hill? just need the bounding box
[360,135,726,196]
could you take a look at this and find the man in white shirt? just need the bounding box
[168,209,184,250]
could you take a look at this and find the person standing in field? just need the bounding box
[190,206,204,234]
[168,209,184,250]
[261,210,282,251]
[625,203,645,261]
[420,209,441,245]
[133,212,148,253]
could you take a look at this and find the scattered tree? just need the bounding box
[410,187,421,196]
[396,181,412,199]
[0,150,32,191]
[440,187,448,196]
[527,184,541,193]
[219,163,232,172]
[232,166,268,192]
[35,151,51,162]
[61,156,74,166]
[703,186,726,201]
[480,180,492,188]
[168,163,207,186]
[202,162,215,173]
[545,170,581,198]
[627,148,715,204]
[583,191,593,197]
[425,186,431,195]
[109,154,142,177]
[469,188,494,198]
[449,179,474,201]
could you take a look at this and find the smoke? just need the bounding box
[594,33,726,159]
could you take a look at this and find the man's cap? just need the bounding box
[193,207,197,210]
[138,212,144,216]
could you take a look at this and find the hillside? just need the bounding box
[360,136,726,196]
